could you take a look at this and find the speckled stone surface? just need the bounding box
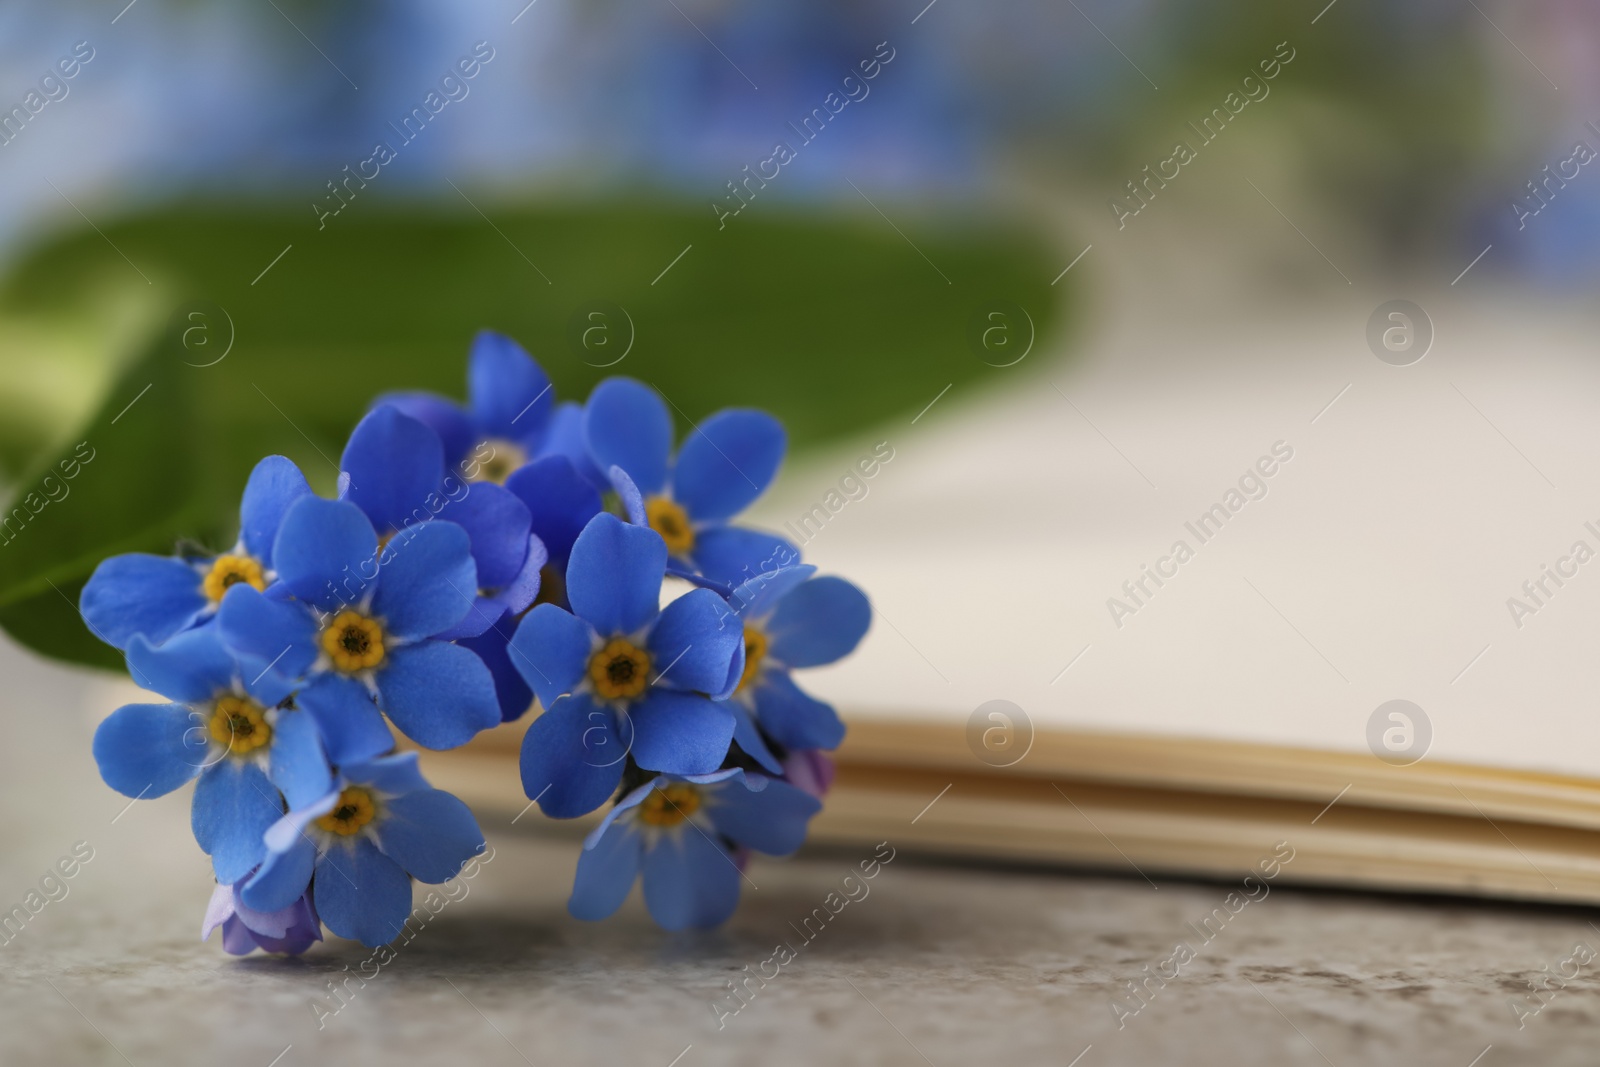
[3,636,1596,1067]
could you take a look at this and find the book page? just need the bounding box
[751,285,1600,780]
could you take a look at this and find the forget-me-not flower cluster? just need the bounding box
[84,330,870,950]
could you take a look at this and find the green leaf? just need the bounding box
[0,198,1068,669]
[0,339,212,669]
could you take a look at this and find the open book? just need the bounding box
[426,285,1600,904]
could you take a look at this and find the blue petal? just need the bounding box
[690,526,801,588]
[766,576,872,668]
[721,638,746,702]
[342,751,430,796]
[505,455,602,563]
[565,513,665,637]
[240,662,296,710]
[568,819,643,922]
[125,628,236,704]
[458,621,535,721]
[376,789,486,883]
[430,596,502,642]
[672,409,786,522]
[193,760,282,884]
[267,709,332,809]
[240,833,317,913]
[92,703,205,799]
[680,767,745,788]
[79,554,206,650]
[727,564,816,622]
[340,406,447,536]
[506,603,591,709]
[469,330,554,446]
[435,482,531,590]
[641,831,740,930]
[375,640,500,749]
[706,774,821,856]
[752,671,846,751]
[371,520,477,640]
[729,701,783,774]
[216,585,318,682]
[584,377,672,494]
[628,690,734,775]
[315,838,412,947]
[228,887,316,941]
[646,587,743,697]
[263,788,340,853]
[434,538,547,640]
[608,465,645,525]
[296,673,394,765]
[239,456,312,566]
[372,391,475,468]
[498,535,547,616]
[519,696,625,818]
[539,401,607,487]
[272,497,380,614]
[586,777,660,843]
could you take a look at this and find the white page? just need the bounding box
[753,286,1600,780]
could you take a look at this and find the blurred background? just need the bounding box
[0,0,1593,687]
[0,0,1588,275]
[0,1,1586,431]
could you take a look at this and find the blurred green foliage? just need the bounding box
[1073,1,1492,265]
[1165,2,1490,259]
[0,198,1064,669]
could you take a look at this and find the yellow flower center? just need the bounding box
[736,625,767,694]
[472,438,528,485]
[320,610,386,673]
[201,554,266,603]
[588,637,652,701]
[637,782,701,827]
[645,496,695,556]
[315,786,377,836]
[207,696,272,756]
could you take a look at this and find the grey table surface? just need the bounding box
[3,635,1596,1067]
